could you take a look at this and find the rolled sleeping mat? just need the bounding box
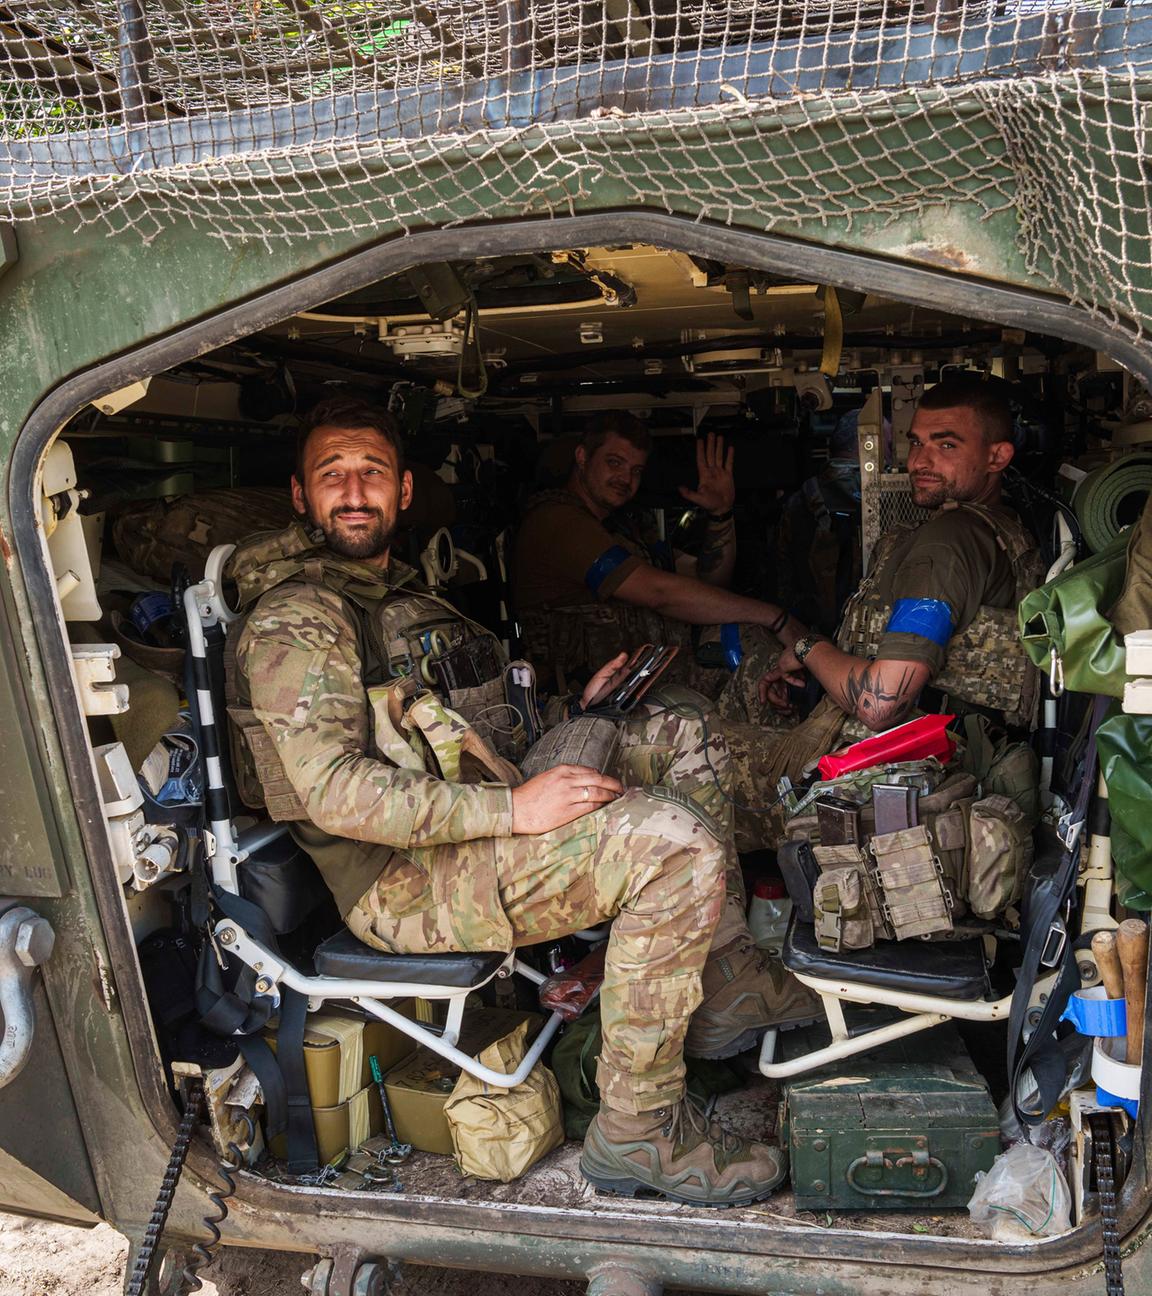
[1073,454,1152,552]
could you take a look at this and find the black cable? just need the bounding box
[180,1114,254,1293]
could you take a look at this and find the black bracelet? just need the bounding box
[707,508,735,524]
[567,696,584,719]
[768,607,790,635]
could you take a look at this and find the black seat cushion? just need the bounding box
[783,916,989,1001]
[313,929,507,988]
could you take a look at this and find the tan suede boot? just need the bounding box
[580,1097,788,1206]
[684,937,822,1059]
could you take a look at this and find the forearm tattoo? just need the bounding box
[839,661,920,727]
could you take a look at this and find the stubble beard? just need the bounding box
[910,477,973,509]
[302,495,395,560]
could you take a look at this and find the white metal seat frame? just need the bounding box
[759,961,1058,1079]
[185,552,563,1091]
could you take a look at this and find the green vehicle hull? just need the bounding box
[0,92,1149,1291]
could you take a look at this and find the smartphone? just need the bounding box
[584,643,679,714]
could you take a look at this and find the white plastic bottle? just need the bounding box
[749,879,792,954]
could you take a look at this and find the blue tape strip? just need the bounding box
[885,597,954,646]
[584,545,632,594]
[720,622,743,672]
[130,591,175,636]
[1096,1085,1140,1119]
[1061,991,1128,1038]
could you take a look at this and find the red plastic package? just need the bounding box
[539,944,606,1021]
[816,713,956,781]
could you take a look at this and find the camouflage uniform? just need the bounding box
[513,488,780,724]
[232,524,736,1114]
[722,501,1042,848]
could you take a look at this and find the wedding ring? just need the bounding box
[583,786,589,801]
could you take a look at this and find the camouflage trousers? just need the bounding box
[720,696,850,852]
[348,701,735,1113]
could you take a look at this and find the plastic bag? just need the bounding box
[539,945,606,1021]
[444,1021,564,1182]
[967,1142,1072,1240]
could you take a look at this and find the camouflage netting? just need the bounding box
[1,2,1151,332]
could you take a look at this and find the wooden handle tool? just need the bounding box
[1117,918,1149,1066]
[1092,929,1126,1001]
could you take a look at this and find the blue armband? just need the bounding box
[584,545,633,594]
[885,597,954,646]
[720,622,743,671]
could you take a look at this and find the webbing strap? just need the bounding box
[197,886,319,1172]
[276,988,319,1174]
[184,558,318,1172]
[1008,695,1108,1127]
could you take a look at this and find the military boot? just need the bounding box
[580,1097,788,1207]
[684,937,821,1059]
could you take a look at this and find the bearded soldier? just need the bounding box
[226,397,813,1208]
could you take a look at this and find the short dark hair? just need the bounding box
[580,411,653,457]
[295,397,406,481]
[917,372,1014,444]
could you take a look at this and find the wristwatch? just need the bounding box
[792,633,827,665]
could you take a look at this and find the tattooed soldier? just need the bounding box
[229,397,810,1208]
[512,413,797,721]
[728,372,1042,806]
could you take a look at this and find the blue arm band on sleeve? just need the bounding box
[584,545,633,594]
[885,597,955,646]
[720,622,743,672]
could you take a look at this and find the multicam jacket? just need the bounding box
[836,501,1043,729]
[227,521,516,918]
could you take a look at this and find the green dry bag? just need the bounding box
[1018,533,1129,698]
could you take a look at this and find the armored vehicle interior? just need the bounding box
[27,240,1152,1247]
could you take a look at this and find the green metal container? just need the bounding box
[785,1062,1000,1211]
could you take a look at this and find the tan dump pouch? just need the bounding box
[226,705,310,822]
[443,1021,565,1182]
[812,845,883,952]
[966,794,1034,920]
[868,825,954,941]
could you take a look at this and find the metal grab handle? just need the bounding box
[0,906,56,1089]
[845,1149,949,1198]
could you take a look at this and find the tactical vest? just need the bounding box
[787,764,1036,953]
[835,502,1043,731]
[225,522,519,823]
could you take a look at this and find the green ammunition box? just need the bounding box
[785,1062,1000,1211]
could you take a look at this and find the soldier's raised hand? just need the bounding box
[511,764,624,834]
[679,431,736,516]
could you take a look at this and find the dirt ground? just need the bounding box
[0,1212,607,1296]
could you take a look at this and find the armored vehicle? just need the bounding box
[0,4,1151,1294]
